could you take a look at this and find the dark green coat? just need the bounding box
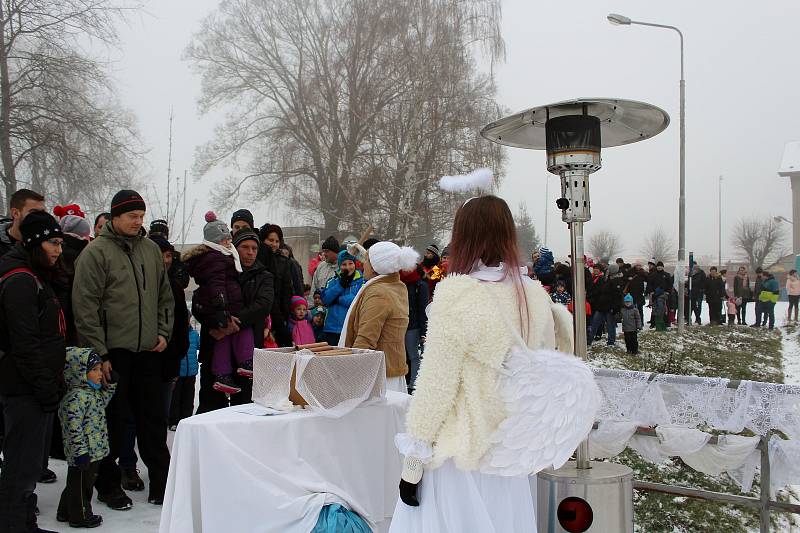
[72,222,174,356]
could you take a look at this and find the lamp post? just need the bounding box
[719,175,723,268]
[608,13,686,334]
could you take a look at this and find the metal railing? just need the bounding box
[589,369,800,532]
[624,428,800,532]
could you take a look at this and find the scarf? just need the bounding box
[203,239,242,273]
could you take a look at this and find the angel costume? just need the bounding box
[390,262,600,532]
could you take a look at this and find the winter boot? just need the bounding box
[38,468,57,484]
[236,359,254,379]
[69,514,103,528]
[120,466,145,492]
[97,487,133,511]
[213,374,241,395]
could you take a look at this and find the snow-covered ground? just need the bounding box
[30,301,800,532]
[35,432,177,533]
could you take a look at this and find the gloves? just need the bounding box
[347,242,367,261]
[399,479,419,507]
[339,272,355,288]
[75,454,91,472]
[399,455,424,507]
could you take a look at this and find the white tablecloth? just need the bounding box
[159,392,410,533]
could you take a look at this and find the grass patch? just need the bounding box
[590,325,783,383]
[588,325,796,532]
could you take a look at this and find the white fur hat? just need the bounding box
[368,242,420,275]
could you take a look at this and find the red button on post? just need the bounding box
[556,496,594,533]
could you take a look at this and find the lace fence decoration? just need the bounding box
[590,368,800,496]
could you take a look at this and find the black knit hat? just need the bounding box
[149,219,169,238]
[321,235,340,253]
[20,211,63,250]
[110,190,146,217]
[426,244,440,255]
[231,209,254,229]
[232,228,259,248]
[149,235,174,253]
[86,351,103,371]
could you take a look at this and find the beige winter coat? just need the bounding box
[405,274,574,470]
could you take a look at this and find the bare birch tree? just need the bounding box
[0,0,142,207]
[588,230,622,263]
[732,217,786,270]
[640,228,676,263]
[187,0,505,241]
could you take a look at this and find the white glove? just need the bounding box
[347,242,367,261]
[401,455,425,484]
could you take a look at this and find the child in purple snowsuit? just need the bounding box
[185,212,253,395]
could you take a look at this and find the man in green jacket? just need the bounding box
[72,189,174,510]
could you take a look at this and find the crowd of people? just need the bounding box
[0,188,446,532]
[527,246,790,358]
[0,185,794,532]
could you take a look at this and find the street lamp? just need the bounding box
[608,13,686,334]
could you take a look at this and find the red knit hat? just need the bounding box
[53,204,85,219]
[290,296,308,312]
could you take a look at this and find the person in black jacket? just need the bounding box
[279,243,305,297]
[401,265,429,393]
[589,264,623,346]
[626,264,648,329]
[0,211,66,533]
[689,265,707,325]
[150,237,190,409]
[704,267,726,326]
[258,224,294,347]
[196,229,275,413]
[0,190,46,470]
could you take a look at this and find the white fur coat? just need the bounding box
[405,274,574,470]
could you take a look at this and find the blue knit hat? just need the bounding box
[624,294,633,303]
[338,249,357,266]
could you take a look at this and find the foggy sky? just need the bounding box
[109,0,799,262]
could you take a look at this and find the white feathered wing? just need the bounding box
[481,347,601,476]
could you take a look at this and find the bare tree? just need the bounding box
[732,217,786,270]
[0,0,142,206]
[515,203,540,260]
[187,0,505,241]
[640,228,676,263]
[588,230,622,263]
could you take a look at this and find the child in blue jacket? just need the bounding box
[319,250,365,345]
[57,347,116,528]
[169,322,200,430]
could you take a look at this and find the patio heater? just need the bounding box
[481,98,669,533]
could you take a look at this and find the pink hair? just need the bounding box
[448,195,530,340]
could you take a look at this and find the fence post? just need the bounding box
[760,436,771,533]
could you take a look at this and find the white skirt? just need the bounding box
[388,460,536,533]
[386,376,407,394]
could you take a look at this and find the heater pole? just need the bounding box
[570,220,591,469]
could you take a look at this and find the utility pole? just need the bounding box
[718,175,723,268]
[166,107,174,223]
[181,169,188,246]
